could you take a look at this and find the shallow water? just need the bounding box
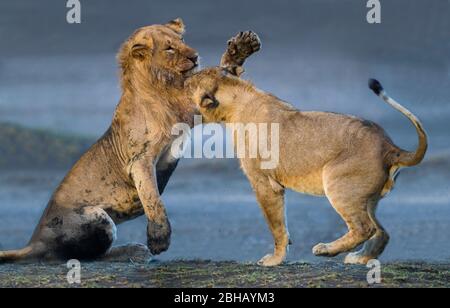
[0,158,449,263]
[0,52,448,155]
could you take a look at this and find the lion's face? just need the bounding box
[119,18,199,82]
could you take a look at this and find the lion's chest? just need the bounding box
[104,198,144,225]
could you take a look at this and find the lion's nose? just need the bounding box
[189,54,199,65]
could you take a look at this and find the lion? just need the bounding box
[187,67,428,266]
[0,20,261,263]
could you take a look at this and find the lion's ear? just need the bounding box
[166,18,185,34]
[131,44,148,59]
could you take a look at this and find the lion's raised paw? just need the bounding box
[227,31,261,65]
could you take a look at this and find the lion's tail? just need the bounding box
[368,79,428,167]
[0,245,38,263]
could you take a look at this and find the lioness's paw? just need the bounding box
[344,252,372,265]
[227,31,261,65]
[312,243,334,257]
[257,254,285,267]
[147,219,171,255]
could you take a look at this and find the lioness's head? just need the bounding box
[118,18,199,87]
[186,67,254,122]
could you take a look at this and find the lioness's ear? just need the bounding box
[200,95,219,109]
[131,44,148,59]
[166,18,185,34]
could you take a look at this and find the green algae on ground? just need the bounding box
[0,260,448,288]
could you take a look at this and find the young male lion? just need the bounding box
[187,67,427,266]
[0,20,261,263]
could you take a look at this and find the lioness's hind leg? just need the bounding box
[344,200,390,264]
[313,165,388,258]
[313,199,375,258]
[313,179,379,257]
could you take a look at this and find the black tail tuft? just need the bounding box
[369,79,384,95]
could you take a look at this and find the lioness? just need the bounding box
[0,20,261,262]
[187,68,427,266]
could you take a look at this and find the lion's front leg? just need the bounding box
[221,31,261,77]
[129,156,171,255]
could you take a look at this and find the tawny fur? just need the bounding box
[187,68,428,266]
[0,22,261,263]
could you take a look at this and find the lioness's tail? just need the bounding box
[369,79,428,167]
[0,245,36,263]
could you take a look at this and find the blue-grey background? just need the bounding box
[0,0,449,263]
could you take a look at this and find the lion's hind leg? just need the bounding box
[101,243,151,263]
[40,206,117,261]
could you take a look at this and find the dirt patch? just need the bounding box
[0,260,448,288]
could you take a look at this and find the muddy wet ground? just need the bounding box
[0,260,448,288]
